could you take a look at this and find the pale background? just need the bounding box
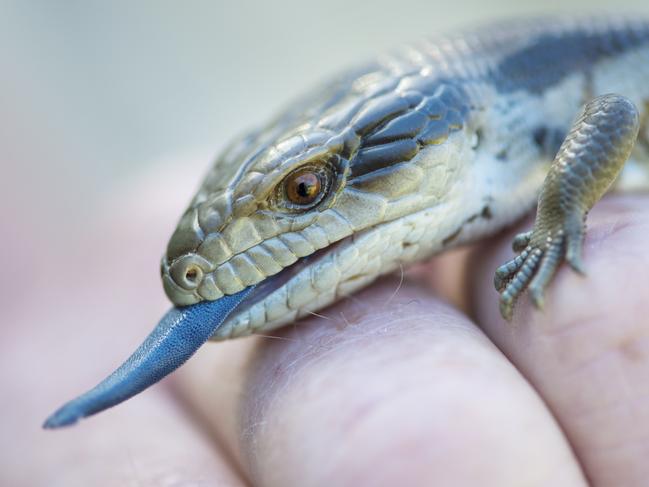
[5,1,648,199]
[1,1,648,485]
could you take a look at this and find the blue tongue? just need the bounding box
[43,286,254,429]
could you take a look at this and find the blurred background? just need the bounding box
[2,1,648,485]
[7,0,647,201]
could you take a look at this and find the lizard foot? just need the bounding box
[493,94,639,321]
[494,218,586,320]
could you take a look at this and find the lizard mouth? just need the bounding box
[42,235,354,428]
[44,205,436,428]
[214,236,351,339]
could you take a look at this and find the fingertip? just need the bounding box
[471,194,649,332]
[468,194,649,485]
[239,280,584,486]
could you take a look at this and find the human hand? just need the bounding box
[7,164,648,486]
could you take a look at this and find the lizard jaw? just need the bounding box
[213,202,450,340]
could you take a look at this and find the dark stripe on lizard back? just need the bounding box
[493,23,649,94]
[351,21,649,178]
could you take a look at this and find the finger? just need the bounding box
[469,194,649,485]
[406,246,475,313]
[179,280,586,486]
[172,332,263,475]
[6,165,247,486]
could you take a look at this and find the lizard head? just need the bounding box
[44,65,474,428]
[162,71,471,339]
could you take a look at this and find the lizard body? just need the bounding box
[162,17,649,336]
[44,16,649,428]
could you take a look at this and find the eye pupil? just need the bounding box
[297,182,310,197]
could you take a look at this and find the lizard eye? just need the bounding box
[280,164,333,210]
[286,169,322,205]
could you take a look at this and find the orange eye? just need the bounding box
[285,170,322,206]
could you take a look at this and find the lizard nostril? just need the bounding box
[167,255,212,291]
[185,266,199,283]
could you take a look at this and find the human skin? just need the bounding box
[4,165,649,486]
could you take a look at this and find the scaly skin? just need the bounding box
[495,94,640,319]
[162,16,649,338]
[44,16,649,428]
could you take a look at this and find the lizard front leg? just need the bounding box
[495,94,640,320]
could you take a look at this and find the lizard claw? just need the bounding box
[511,230,533,253]
[494,218,586,320]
